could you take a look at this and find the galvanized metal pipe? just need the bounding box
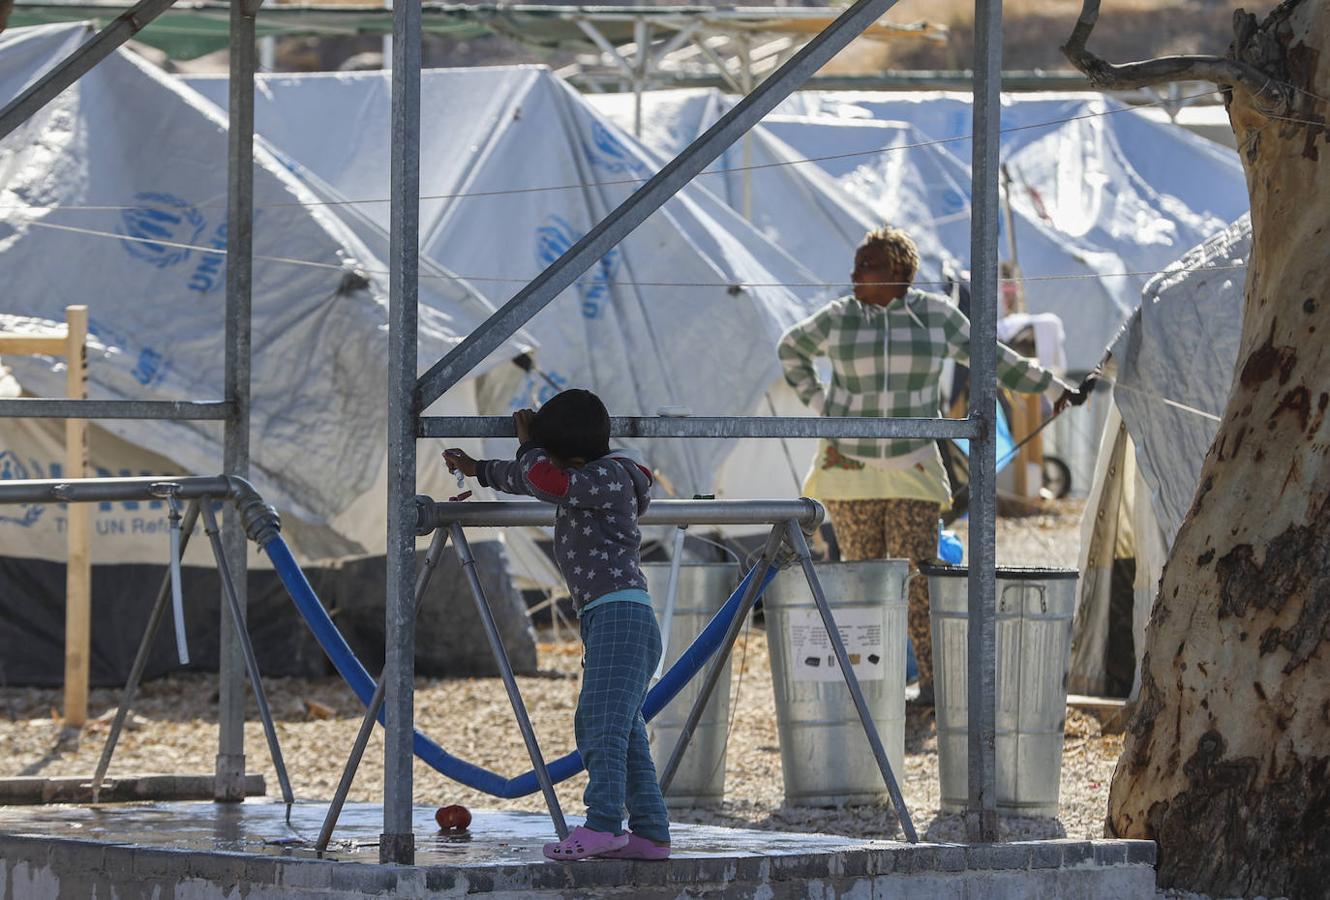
[382,0,423,863]
[451,524,569,839]
[90,499,201,803]
[0,399,231,420]
[419,415,979,441]
[201,502,295,812]
[418,498,825,532]
[784,521,917,842]
[967,0,1003,844]
[0,0,181,142]
[658,523,784,793]
[315,528,450,855]
[655,525,687,679]
[218,0,261,805]
[166,497,189,666]
[413,0,909,409]
[0,476,234,505]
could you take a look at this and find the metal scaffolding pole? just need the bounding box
[217,0,259,803]
[420,415,979,441]
[0,399,231,419]
[0,0,181,142]
[418,498,825,531]
[451,524,568,839]
[382,0,422,865]
[316,529,449,856]
[413,0,908,408]
[967,0,1002,844]
[90,499,202,803]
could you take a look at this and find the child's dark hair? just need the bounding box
[533,389,611,461]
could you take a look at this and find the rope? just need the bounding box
[7,217,1252,291]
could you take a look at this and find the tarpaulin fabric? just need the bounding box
[1070,215,1249,698]
[1113,215,1249,540]
[766,91,1248,370]
[0,24,530,566]
[0,558,333,685]
[185,67,832,502]
[586,88,956,290]
[0,25,543,684]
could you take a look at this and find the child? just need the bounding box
[443,388,671,862]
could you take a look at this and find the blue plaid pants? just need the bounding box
[576,600,671,843]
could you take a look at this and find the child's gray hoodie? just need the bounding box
[477,443,654,612]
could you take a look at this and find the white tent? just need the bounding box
[766,91,1249,371]
[585,88,957,289]
[1069,215,1249,698]
[185,67,836,506]
[0,24,531,568]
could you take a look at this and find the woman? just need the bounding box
[778,226,1074,705]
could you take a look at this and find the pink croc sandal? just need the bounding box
[598,833,671,861]
[542,826,629,861]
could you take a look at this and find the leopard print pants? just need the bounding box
[824,498,940,691]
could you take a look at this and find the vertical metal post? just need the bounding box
[967,0,1002,844]
[382,0,422,865]
[218,0,259,803]
[202,502,296,813]
[451,524,568,839]
[632,17,648,137]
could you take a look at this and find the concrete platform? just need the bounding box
[0,800,1156,899]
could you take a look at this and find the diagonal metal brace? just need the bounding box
[0,0,181,142]
[451,523,569,839]
[659,523,785,792]
[784,520,918,842]
[413,0,907,410]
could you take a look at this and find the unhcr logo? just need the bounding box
[118,192,206,269]
[536,215,621,320]
[584,121,648,177]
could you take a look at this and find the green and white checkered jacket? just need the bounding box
[778,290,1065,459]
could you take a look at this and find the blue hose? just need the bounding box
[263,534,774,799]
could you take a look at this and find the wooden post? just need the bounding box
[1021,393,1044,495]
[1008,392,1029,496]
[62,306,90,727]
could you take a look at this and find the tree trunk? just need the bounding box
[1107,2,1330,895]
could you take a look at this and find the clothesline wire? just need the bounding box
[1100,378,1223,423]
[14,217,1251,290]
[0,87,1233,216]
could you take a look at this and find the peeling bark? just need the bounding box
[1083,0,1330,895]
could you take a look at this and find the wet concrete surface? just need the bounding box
[0,800,1159,897]
[0,799,883,867]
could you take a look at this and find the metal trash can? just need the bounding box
[643,562,740,808]
[764,560,908,806]
[922,564,1079,818]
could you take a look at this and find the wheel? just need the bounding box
[1042,455,1072,499]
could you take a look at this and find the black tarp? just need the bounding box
[0,541,536,687]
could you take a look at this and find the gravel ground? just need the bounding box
[0,500,1121,845]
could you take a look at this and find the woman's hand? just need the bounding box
[442,449,478,478]
[513,408,536,444]
[1053,374,1097,416]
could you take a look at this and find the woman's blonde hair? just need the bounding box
[856,225,920,283]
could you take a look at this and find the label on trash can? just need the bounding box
[787,609,885,682]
